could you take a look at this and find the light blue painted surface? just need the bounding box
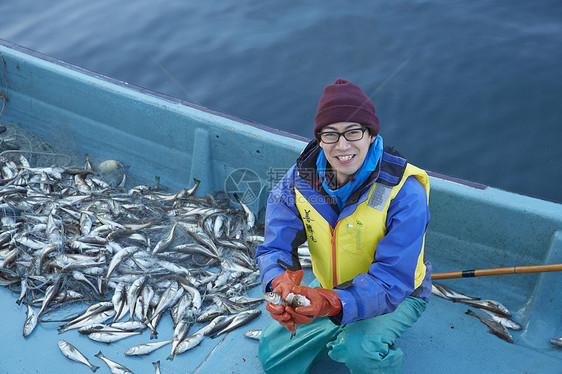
[0,40,561,373]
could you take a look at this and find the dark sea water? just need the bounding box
[1,1,561,202]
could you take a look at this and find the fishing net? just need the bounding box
[0,122,73,168]
[0,54,6,120]
[0,53,73,169]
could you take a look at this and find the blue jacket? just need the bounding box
[255,140,432,325]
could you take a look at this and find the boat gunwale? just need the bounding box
[3,38,562,206]
[0,38,310,144]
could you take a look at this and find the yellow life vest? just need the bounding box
[294,163,429,289]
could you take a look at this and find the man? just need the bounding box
[255,78,432,373]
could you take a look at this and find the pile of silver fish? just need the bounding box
[431,282,521,344]
[0,154,268,372]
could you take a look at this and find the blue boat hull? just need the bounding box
[0,39,560,373]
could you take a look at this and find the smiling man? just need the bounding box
[255,78,432,374]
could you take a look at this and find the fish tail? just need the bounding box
[465,309,477,317]
[91,364,100,372]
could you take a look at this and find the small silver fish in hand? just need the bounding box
[264,292,311,338]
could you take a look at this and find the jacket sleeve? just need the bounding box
[331,176,430,325]
[255,165,307,292]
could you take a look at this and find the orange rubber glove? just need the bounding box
[286,285,342,324]
[271,269,304,298]
[266,270,304,331]
[265,302,296,331]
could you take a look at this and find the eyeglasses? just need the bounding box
[317,128,368,144]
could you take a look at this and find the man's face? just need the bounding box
[318,122,375,186]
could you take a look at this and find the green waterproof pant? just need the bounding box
[258,286,427,374]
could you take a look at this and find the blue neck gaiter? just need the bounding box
[316,135,383,210]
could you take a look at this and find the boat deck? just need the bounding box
[2,266,562,374]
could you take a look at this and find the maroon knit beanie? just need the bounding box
[314,78,380,141]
